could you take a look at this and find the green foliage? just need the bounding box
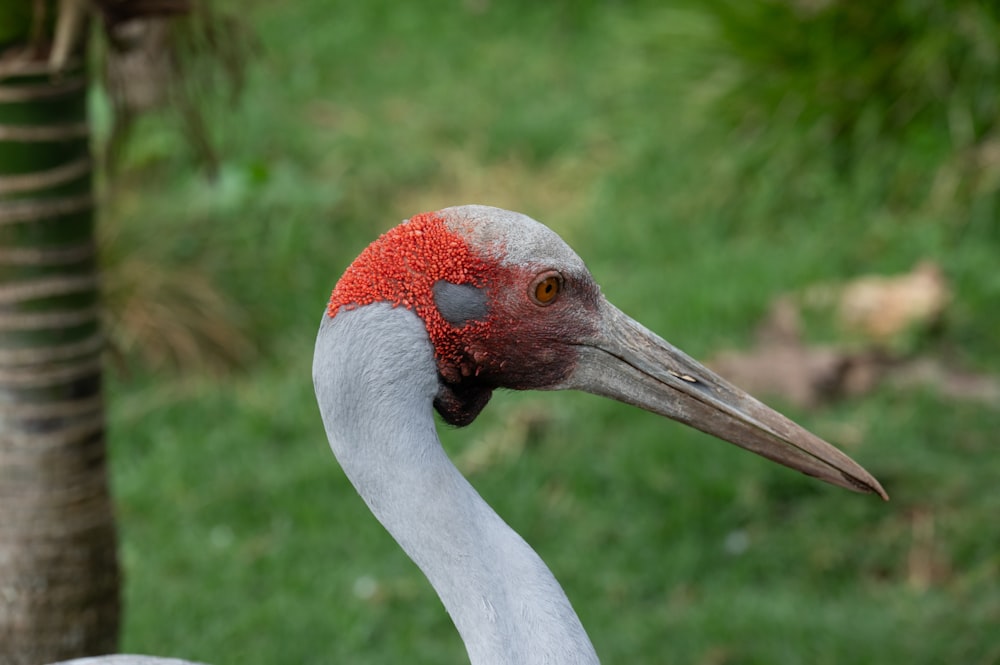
[703,0,1000,149]
[105,0,1000,663]
[701,0,1000,236]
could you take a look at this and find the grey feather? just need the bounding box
[313,304,599,665]
[51,657,208,665]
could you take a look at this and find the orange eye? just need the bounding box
[531,273,562,305]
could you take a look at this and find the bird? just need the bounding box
[51,204,887,665]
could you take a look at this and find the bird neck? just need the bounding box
[313,304,599,665]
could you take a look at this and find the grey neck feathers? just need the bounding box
[313,304,599,665]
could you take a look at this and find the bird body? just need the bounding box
[52,205,886,665]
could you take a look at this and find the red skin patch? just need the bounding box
[328,212,500,382]
[328,210,600,424]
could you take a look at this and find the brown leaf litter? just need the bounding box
[707,262,998,409]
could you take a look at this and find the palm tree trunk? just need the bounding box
[0,28,121,665]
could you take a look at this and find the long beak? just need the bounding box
[559,299,888,499]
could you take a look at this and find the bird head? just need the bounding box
[327,205,887,499]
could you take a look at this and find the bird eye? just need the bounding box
[530,272,562,306]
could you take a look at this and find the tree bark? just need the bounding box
[0,43,120,665]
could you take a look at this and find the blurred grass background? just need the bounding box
[101,1,1000,663]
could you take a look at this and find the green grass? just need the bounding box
[106,1,1000,663]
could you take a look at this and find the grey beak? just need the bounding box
[560,299,888,499]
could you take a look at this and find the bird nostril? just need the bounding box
[668,369,700,383]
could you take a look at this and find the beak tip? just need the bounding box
[848,472,889,501]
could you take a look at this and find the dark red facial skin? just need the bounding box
[434,265,602,424]
[327,212,602,426]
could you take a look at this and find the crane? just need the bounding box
[52,205,886,665]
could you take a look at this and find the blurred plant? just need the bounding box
[101,226,256,376]
[0,1,247,661]
[97,0,250,174]
[700,0,1000,230]
[90,0,254,374]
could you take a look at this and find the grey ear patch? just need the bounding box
[433,280,489,326]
